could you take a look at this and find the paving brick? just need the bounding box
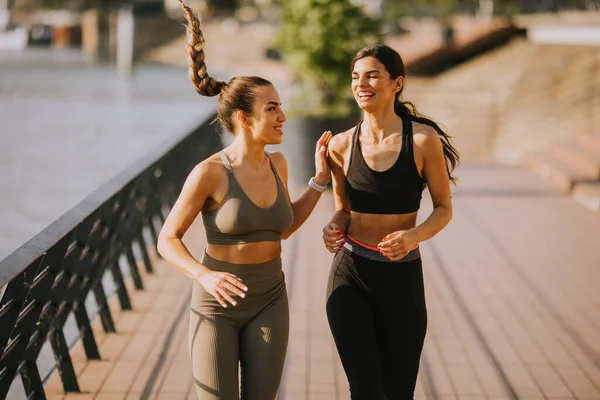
[76,361,114,393]
[100,361,143,393]
[99,334,131,362]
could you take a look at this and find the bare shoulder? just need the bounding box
[188,153,226,187]
[412,121,442,152]
[266,151,289,177]
[329,128,354,153]
[329,127,354,167]
[266,151,288,169]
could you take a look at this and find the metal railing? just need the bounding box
[0,116,221,400]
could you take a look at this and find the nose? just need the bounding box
[279,109,287,123]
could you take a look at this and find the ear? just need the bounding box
[235,110,252,128]
[395,76,405,93]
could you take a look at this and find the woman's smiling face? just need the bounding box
[351,56,403,112]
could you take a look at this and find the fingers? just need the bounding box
[323,236,344,253]
[379,243,407,260]
[322,233,338,252]
[317,131,333,150]
[387,250,408,261]
[212,290,228,308]
[377,238,396,251]
[223,282,246,298]
[217,287,238,307]
[377,236,406,258]
[209,274,249,308]
[322,223,344,253]
[225,274,248,292]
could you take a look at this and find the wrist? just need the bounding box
[192,266,209,282]
[308,177,328,193]
[406,227,421,243]
[313,174,330,187]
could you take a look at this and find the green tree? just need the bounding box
[276,0,382,117]
[383,0,459,20]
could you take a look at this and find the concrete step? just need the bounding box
[572,182,600,214]
[523,151,598,192]
[549,141,600,179]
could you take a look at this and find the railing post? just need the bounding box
[93,284,118,332]
[73,303,101,360]
[20,362,45,400]
[49,327,80,393]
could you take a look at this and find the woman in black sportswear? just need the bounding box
[322,44,460,399]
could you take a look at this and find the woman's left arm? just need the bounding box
[378,126,453,260]
[273,131,333,239]
[409,126,453,242]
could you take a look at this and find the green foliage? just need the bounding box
[276,0,382,117]
[382,0,458,20]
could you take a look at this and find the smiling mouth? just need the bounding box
[274,126,283,133]
[358,92,375,101]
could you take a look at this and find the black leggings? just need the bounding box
[326,245,427,400]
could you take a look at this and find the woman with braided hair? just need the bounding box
[157,1,332,399]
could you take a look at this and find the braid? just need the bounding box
[178,0,226,97]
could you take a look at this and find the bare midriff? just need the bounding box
[347,211,418,248]
[206,241,282,265]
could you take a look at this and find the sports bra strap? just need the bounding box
[402,116,413,154]
[264,152,284,186]
[347,123,362,172]
[218,150,233,174]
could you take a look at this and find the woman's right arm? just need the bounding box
[322,133,351,253]
[157,160,247,307]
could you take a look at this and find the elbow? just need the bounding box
[156,228,178,258]
[444,205,453,226]
[433,203,453,227]
[156,234,168,258]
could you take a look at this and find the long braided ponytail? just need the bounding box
[178,0,226,97]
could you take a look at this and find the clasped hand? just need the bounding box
[377,230,418,261]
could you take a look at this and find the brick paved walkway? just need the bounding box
[42,162,600,399]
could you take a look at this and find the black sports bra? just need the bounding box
[345,117,424,215]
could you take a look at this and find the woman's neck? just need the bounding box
[362,105,401,144]
[227,134,267,167]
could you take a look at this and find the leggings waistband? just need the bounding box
[343,235,420,263]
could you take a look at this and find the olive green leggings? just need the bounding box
[189,252,289,400]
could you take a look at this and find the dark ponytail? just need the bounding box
[394,97,459,185]
[353,44,460,184]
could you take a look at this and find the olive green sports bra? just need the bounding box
[201,151,294,245]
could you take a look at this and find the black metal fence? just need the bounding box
[0,117,221,400]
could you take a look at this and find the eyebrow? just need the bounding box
[266,101,281,106]
[352,69,380,75]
